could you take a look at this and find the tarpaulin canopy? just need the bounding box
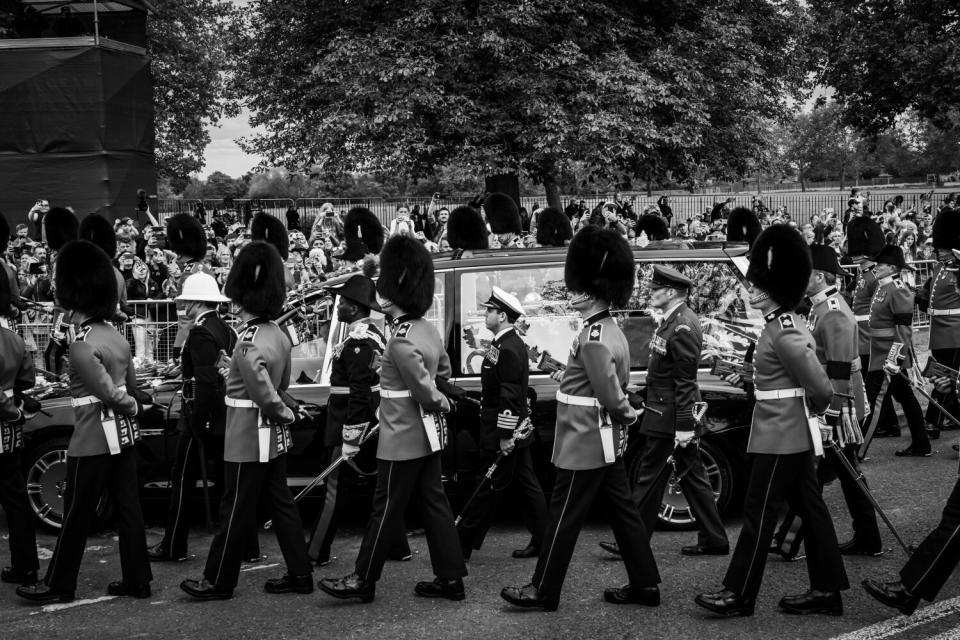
[18,0,154,14]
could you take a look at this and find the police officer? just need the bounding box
[864,245,929,457]
[915,207,960,436]
[695,225,847,618]
[599,265,728,559]
[501,226,660,611]
[166,213,212,362]
[149,272,245,562]
[180,242,312,600]
[319,235,467,603]
[457,287,549,561]
[18,240,151,604]
[307,274,411,566]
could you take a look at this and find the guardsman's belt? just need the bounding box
[556,391,618,463]
[754,388,804,400]
[929,308,960,316]
[70,385,137,455]
[72,384,127,407]
[380,387,446,452]
[380,389,412,398]
[224,396,290,462]
[870,327,897,337]
[754,387,822,456]
[854,314,870,322]
[329,385,381,395]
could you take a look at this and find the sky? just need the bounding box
[201,108,263,178]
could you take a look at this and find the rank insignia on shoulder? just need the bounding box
[571,336,580,358]
[826,298,840,310]
[778,314,794,329]
[873,290,886,304]
[394,322,411,338]
[893,279,904,288]
[75,325,91,342]
[588,324,603,341]
[675,324,691,333]
[241,325,259,342]
[485,345,500,364]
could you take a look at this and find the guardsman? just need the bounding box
[334,207,386,262]
[485,193,523,249]
[457,287,549,561]
[863,373,960,615]
[847,215,898,437]
[500,226,660,612]
[865,245,929,457]
[915,207,960,436]
[695,225,846,618]
[307,274,411,566]
[534,207,573,248]
[726,207,763,246]
[180,242,312,600]
[319,235,467,603]
[41,207,79,375]
[251,213,294,290]
[447,205,490,253]
[0,212,40,588]
[18,240,151,604]
[635,213,670,241]
[148,272,247,562]
[79,214,131,321]
[599,265,728,559]
[167,213,212,361]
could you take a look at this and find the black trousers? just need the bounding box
[307,445,410,563]
[723,452,848,601]
[159,432,259,559]
[925,348,960,428]
[865,370,929,452]
[532,460,660,600]
[45,449,152,593]
[0,450,38,574]
[203,457,310,590]
[861,354,897,430]
[632,436,727,548]
[457,445,549,552]
[355,454,466,583]
[773,444,881,553]
[901,477,960,600]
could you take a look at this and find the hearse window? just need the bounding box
[289,295,335,384]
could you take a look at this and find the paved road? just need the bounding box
[2,435,960,640]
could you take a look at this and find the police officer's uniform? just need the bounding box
[456,288,548,559]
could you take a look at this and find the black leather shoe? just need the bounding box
[681,544,730,556]
[778,590,843,616]
[603,584,660,606]
[500,583,559,611]
[107,581,151,599]
[148,543,188,563]
[179,578,233,601]
[694,589,755,617]
[512,542,540,559]
[16,583,74,604]
[317,573,375,603]
[264,574,314,594]
[598,541,621,557]
[414,577,465,601]
[874,428,901,438]
[1,567,38,585]
[895,447,932,457]
[862,579,920,615]
[838,539,884,557]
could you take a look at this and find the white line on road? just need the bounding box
[240,562,280,573]
[829,595,960,640]
[37,596,117,614]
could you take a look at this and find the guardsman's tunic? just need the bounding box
[202,318,310,591]
[531,309,660,601]
[0,326,39,578]
[917,261,960,428]
[354,315,466,583]
[852,264,879,368]
[45,320,152,595]
[722,308,847,601]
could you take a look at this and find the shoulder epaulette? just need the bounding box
[778,314,795,329]
[675,324,692,333]
[75,325,92,342]
[826,298,840,310]
[394,322,412,338]
[893,278,905,288]
[588,323,603,342]
[240,324,259,342]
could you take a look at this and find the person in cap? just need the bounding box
[915,207,960,437]
[18,241,151,604]
[501,226,660,612]
[167,213,214,361]
[319,236,466,603]
[485,193,523,248]
[149,273,253,563]
[726,207,762,246]
[447,205,489,253]
[334,207,386,263]
[635,214,670,242]
[457,286,549,561]
[864,245,929,457]
[598,265,728,560]
[535,207,573,247]
[41,207,79,375]
[180,242,311,600]
[79,214,132,322]
[770,243,880,559]
[251,212,294,289]
[696,225,846,618]
[307,274,411,566]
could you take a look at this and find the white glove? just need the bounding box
[882,361,901,377]
[342,443,361,459]
[674,430,696,449]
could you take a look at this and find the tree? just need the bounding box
[233,0,814,208]
[148,0,240,184]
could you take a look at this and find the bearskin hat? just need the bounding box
[564,226,636,307]
[634,214,670,241]
[747,226,812,311]
[874,244,910,270]
[535,207,572,247]
[809,243,845,276]
[78,214,117,258]
[166,213,206,259]
[251,213,289,260]
[484,192,521,235]
[0,212,9,253]
[932,207,960,251]
[43,207,78,251]
[376,235,435,318]
[54,240,118,319]
[447,206,489,250]
[846,216,885,258]
[726,207,762,246]
[224,241,286,319]
[336,207,384,262]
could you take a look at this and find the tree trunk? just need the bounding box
[543,173,562,211]
[799,168,806,192]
